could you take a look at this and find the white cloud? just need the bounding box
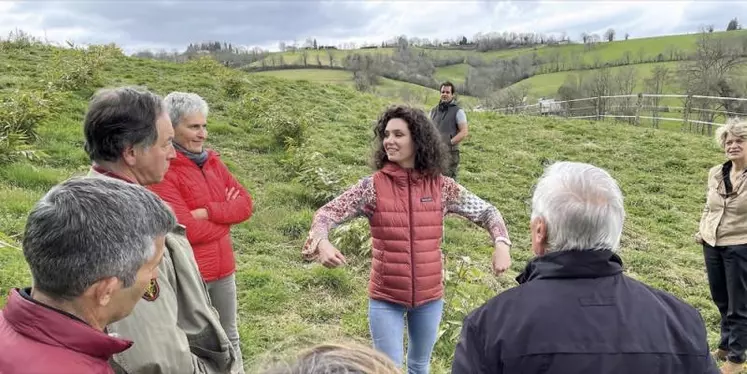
[0,0,739,53]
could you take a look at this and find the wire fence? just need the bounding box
[486,94,747,136]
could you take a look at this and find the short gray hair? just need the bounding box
[163,91,209,127]
[22,176,177,300]
[530,161,625,253]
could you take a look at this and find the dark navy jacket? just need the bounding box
[451,250,719,374]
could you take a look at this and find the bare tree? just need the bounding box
[727,18,740,31]
[604,28,616,42]
[326,48,335,67]
[488,83,532,113]
[587,68,614,119]
[679,30,743,134]
[301,49,309,66]
[644,65,671,128]
[615,66,638,122]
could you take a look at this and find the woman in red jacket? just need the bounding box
[301,105,512,374]
[149,92,252,372]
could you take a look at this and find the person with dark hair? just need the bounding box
[301,104,512,374]
[429,81,468,180]
[0,177,177,374]
[82,86,242,373]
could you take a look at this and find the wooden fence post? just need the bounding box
[635,93,642,126]
[683,95,692,133]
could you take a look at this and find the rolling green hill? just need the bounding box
[251,68,479,108]
[244,30,747,112]
[0,40,735,372]
[253,30,747,70]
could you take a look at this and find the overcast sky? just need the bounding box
[0,1,741,54]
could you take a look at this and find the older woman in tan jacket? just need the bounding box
[697,119,747,374]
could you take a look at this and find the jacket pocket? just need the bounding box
[190,344,234,372]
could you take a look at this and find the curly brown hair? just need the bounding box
[371,104,449,176]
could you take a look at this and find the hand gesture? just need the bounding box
[317,239,347,268]
[492,242,511,275]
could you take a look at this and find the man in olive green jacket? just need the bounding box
[83,86,242,374]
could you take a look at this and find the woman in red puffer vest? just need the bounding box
[148,92,252,371]
[301,104,512,374]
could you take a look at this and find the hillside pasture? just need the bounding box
[0,39,737,373]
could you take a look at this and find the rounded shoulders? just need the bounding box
[708,163,723,174]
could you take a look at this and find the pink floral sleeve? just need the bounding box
[301,176,376,260]
[442,177,511,246]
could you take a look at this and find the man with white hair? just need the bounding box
[451,161,719,373]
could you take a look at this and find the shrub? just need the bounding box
[0,90,54,165]
[231,94,308,149]
[43,44,119,91]
[222,74,245,99]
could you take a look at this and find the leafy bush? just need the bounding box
[187,55,226,76]
[43,44,119,91]
[0,29,44,52]
[231,94,309,149]
[434,256,495,361]
[0,90,54,165]
[281,140,345,208]
[329,219,372,259]
[222,74,245,99]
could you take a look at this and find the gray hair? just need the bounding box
[83,86,166,163]
[715,117,747,148]
[22,176,177,300]
[530,161,625,253]
[163,91,209,127]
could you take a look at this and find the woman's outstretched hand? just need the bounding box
[318,239,347,268]
[492,242,511,275]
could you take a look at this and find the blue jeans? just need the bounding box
[368,298,444,374]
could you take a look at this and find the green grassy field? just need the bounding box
[0,41,735,372]
[250,68,479,108]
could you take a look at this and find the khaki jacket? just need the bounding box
[88,168,241,374]
[698,163,747,247]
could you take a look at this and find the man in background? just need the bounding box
[430,81,468,180]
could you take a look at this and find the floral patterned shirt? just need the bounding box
[302,175,511,260]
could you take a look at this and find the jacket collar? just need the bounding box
[379,162,425,183]
[3,288,133,359]
[171,148,218,168]
[515,249,623,284]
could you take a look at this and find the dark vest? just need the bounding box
[430,101,461,150]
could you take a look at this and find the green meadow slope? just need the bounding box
[253,31,747,71]
[250,68,479,108]
[0,41,732,372]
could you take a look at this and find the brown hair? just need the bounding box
[371,104,448,177]
[261,342,401,374]
[439,81,455,95]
